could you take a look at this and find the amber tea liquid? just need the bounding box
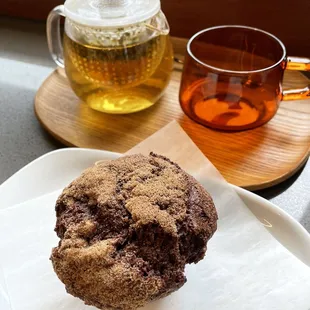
[180,43,284,131]
[64,33,174,114]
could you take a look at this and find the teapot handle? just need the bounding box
[47,5,65,68]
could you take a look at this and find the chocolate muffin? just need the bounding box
[51,153,217,310]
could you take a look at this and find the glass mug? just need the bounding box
[47,0,174,114]
[179,25,310,131]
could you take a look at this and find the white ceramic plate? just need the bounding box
[1,148,310,266]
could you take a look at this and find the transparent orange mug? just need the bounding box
[179,25,310,131]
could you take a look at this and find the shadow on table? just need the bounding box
[301,202,310,232]
[254,160,307,200]
[0,17,54,67]
[0,81,63,184]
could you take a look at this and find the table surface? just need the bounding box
[0,17,309,231]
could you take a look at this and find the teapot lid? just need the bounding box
[64,0,161,27]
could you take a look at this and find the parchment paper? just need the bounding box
[0,121,310,310]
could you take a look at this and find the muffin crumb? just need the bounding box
[51,153,218,310]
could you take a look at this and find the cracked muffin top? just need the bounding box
[51,153,218,310]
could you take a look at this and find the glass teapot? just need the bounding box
[47,0,174,114]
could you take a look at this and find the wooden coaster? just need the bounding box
[35,39,310,191]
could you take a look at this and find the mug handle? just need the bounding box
[282,57,310,100]
[47,5,65,68]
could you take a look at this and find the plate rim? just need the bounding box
[1,148,310,266]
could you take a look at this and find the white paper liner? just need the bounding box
[0,122,309,310]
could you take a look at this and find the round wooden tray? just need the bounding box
[35,40,310,191]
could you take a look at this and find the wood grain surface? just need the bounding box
[34,38,310,190]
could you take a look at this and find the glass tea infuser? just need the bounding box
[47,0,174,114]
